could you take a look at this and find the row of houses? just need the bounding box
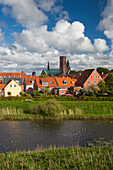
[0,68,105,97]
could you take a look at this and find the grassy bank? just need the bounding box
[0,101,113,120]
[0,146,113,169]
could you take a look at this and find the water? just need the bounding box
[0,120,113,153]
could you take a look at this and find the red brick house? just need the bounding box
[75,69,104,91]
[34,77,57,93]
[54,77,77,95]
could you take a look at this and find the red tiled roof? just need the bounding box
[22,76,39,85]
[55,77,77,87]
[0,72,26,77]
[35,77,57,88]
[75,69,94,86]
[0,84,6,90]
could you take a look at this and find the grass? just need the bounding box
[0,146,113,169]
[0,101,113,120]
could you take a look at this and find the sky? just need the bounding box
[0,0,112,75]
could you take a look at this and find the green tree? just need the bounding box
[69,70,76,74]
[98,81,109,93]
[97,67,110,74]
[105,73,113,93]
[39,75,49,78]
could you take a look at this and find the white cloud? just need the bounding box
[0,0,111,74]
[37,0,54,12]
[0,0,48,29]
[98,0,113,41]
[94,38,109,52]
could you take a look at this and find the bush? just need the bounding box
[29,99,64,118]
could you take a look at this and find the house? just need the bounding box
[0,72,26,84]
[1,80,22,97]
[41,56,71,77]
[34,77,57,93]
[54,77,77,95]
[74,69,103,92]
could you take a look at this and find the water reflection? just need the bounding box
[0,120,113,153]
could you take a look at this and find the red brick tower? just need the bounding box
[60,56,67,74]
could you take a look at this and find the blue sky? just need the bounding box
[0,0,112,74]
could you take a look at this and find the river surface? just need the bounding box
[0,120,113,153]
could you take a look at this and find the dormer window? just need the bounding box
[63,80,67,85]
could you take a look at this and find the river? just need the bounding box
[0,120,113,153]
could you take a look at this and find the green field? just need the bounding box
[0,146,113,169]
[0,101,113,120]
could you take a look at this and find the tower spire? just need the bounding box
[47,61,50,70]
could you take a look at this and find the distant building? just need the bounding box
[41,56,71,77]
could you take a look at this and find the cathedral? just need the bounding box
[41,56,71,77]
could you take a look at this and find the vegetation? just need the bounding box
[40,87,50,95]
[98,81,109,93]
[97,67,110,74]
[29,99,64,118]
[69,70,76,74]
[83,84,98,96]
[39,75,49,78]
[105,73,113,93]
[0,146,113,169]
[0,101,113,120]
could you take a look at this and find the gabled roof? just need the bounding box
[35,77,57,88]
[75,69,94,86]
[55,77,77,87]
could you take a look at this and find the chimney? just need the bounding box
[32,71,36,76]
[60,56,66,74]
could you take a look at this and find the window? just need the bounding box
[61,90,64,94]
[91,76,92,78]
[94,75,96,78]
[98,76,99,78]
[94,70,96,73]
[94,81,96,84]
[7,92,11,95]
[50,82,52,84]
[63,80,67,85]
[14,84,16,87]
[10,84,12,87]
[42,81,48,86]
[87,81,90,84]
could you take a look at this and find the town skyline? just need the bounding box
[0,0,112,74]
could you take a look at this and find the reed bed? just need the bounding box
[0,146,113,169]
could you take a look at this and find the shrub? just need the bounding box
[29,99,64,118]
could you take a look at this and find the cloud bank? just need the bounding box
[0,0,112,74]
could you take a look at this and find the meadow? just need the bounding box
[0,101,113,120]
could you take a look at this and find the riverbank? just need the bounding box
[0,146,113,169]
[0,101,113,120]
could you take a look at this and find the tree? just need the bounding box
[97,67,110,74]
[105,73,113,93]
[98,81,109,93]
[40,87,50,95]
[69,70,76,74]
[39,75,49,78]
[83,84,98,96]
